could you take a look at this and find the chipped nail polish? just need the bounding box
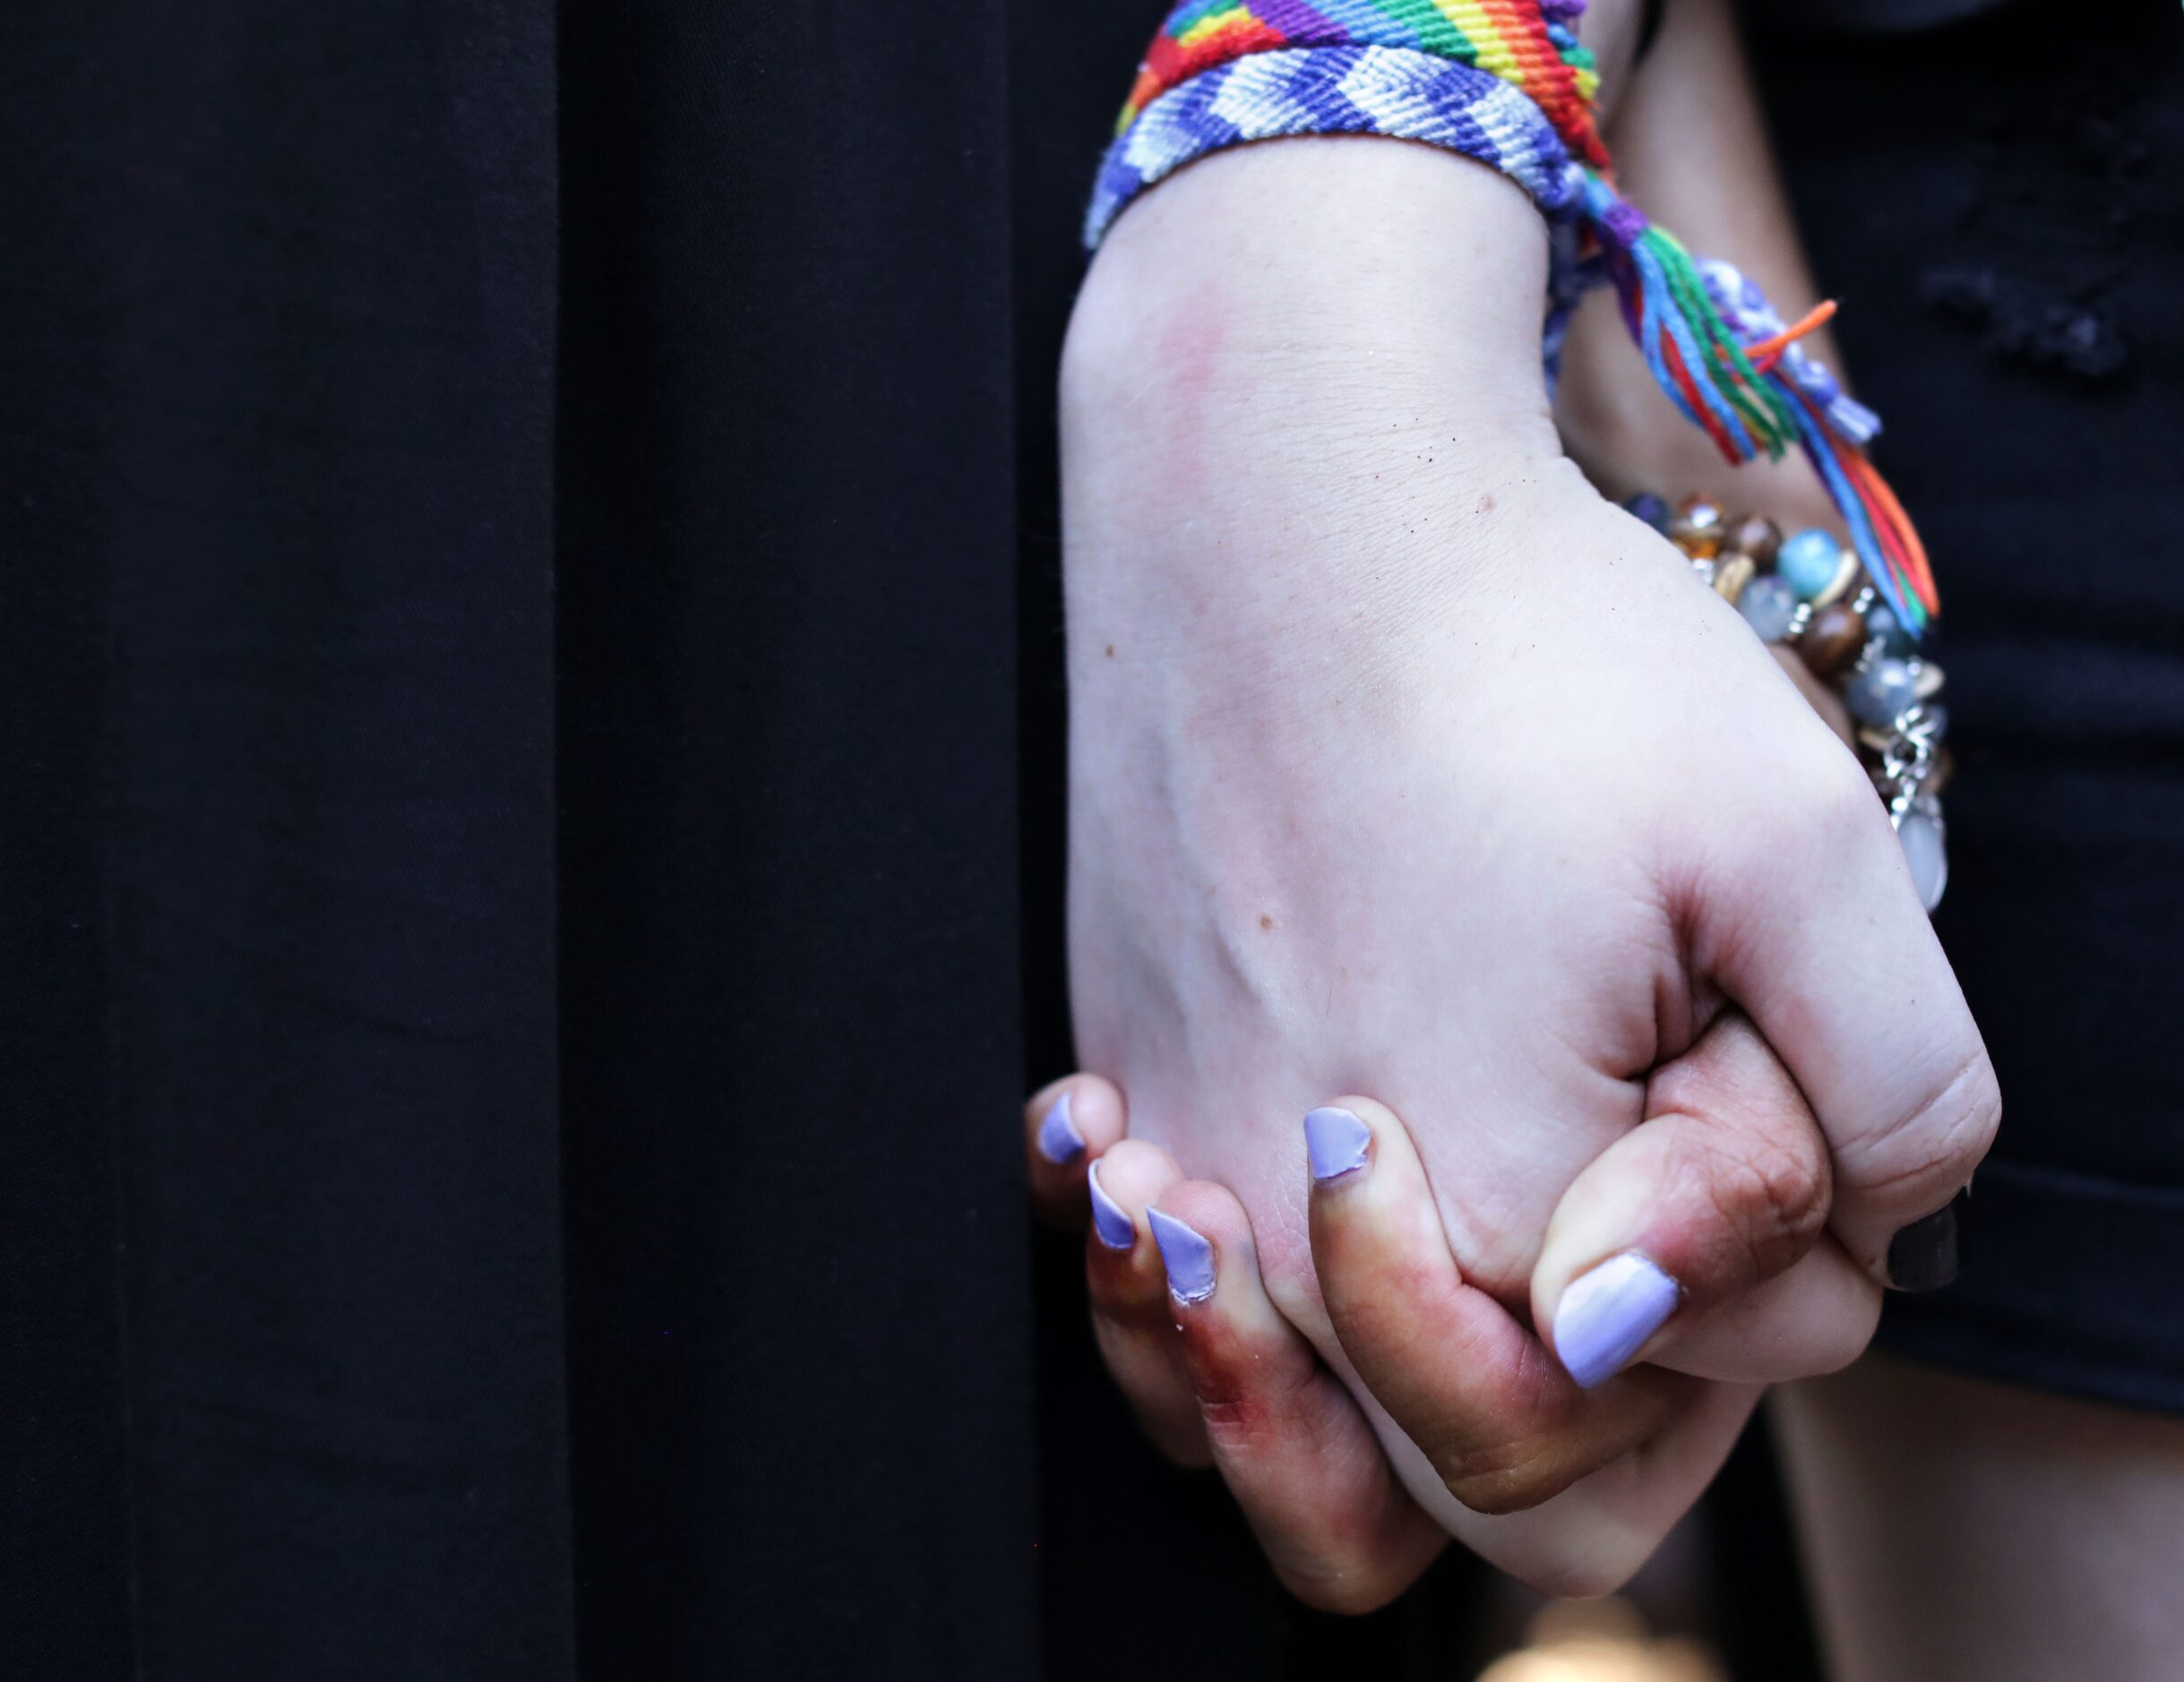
[1303,1106,1371,1181]
[1148,1208,1217,1304]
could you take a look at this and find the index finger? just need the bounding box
[1303,1096,1695,1515]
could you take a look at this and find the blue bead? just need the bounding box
[1623,493,1670,533]
[1776,528,1842,601]
[1738,575,1799,642]
[1846,658,1919,725]
[1867,602,1913,656]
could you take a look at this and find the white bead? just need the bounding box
[1896,804,1948,914]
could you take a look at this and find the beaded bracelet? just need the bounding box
[1627,493,1951,913]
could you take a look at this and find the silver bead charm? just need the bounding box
[1893,793,1949,914]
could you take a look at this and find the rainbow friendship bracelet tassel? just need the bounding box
[1087,0,1939,637]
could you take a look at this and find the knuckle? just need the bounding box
[1421,1344,1586,1515]
[1950,1058,2005,1164]
[1698,1127,1831,1283]
[1431,1431,1576,1517]
[1193,1352,1318,1457]
[1843,1046,2002,1201]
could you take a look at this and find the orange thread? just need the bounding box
[1743,300,1837,373]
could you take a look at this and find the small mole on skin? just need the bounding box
[1259,913,1275,931]
[1479,493,1496,512]
[1105,644,1115,657]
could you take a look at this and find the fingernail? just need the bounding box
[1553,1252,1682,1388]
[1303,1106,1371,1181]
[1036,1091,1087,1164]
[1148,1208,1217,1304]
[1087,1158,1136,1250]
[1887,1189,1967,1292]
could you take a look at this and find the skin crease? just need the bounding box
[1061,140,1958,1591]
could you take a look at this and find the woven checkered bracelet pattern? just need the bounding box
[1087,0,1941,641]
[1087,45,1577,244]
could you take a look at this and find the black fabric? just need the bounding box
[1750,0,2184,1412]
[0,15,132,1672]
[555,2,1038,1676]
[2,0,1045,1677]
[1756,0,2017,35]
[3,4,574,1677]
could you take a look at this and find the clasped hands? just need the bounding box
[1024,142,1999,1610]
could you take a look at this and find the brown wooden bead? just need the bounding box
[1799,601,1868,676]
[1724,515,1782,569]
[1668,495,1724,560]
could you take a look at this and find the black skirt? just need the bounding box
[1749,0,2184,1412]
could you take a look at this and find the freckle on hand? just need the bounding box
[1259,913,1275,931]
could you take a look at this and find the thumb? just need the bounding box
[1531,1011,1875,1387]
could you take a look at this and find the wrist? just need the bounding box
[1062,141,1569,675]
[1065,140,1557,459]
[1553,291,1842,535]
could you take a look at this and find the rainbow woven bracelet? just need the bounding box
[1086,0,1939,637]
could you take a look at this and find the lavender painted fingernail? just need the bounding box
[1303,1106,1371,1181]
[1552,1252,1682,1388]
[1087,1158,1136,1250]
[1036,1091,1087,1164]
[1148,1208,1217,1304]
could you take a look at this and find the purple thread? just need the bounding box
[1254,0,1341,36]
[1603,200,1648,247]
